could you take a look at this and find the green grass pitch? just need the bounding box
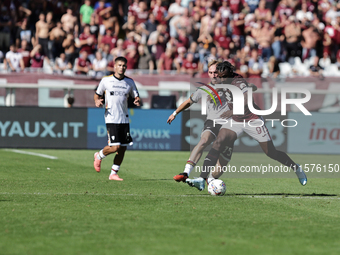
[1,149,340,255]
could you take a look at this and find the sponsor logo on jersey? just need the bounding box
[197,83,222,106]
[200,84,311,116]
[110,91,127,96]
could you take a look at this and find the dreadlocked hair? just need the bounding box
[216,61,235,78]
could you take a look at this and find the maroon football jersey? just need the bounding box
[223,72,259,121]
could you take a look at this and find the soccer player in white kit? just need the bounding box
[186,61,307,191]
[93,57,141,181]
[167,60,257,182]
[168,60,257,182]
[167,60,226,182]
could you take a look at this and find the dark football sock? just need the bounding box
[200,148,220,179]
[275,151,297,169]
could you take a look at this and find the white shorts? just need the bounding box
[220,117,271,142]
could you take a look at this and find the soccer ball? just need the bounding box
[208,179,226,196]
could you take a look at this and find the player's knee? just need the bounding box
[108,145,123,153]
[198,137,210,147]
[224,131,237,143]
[212,136,225,151]
[266,149,277,159]
[107,146,117,153]
[118,146,127,153]
[221,145,233,162]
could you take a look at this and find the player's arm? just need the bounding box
[134,96,141,106]
[220,85,249,119]
[167,98,193,124]
[94,93,103,107]
[245,82,262,110]
[243,85,264,113]
[220,110,232,119]
[130,81,140,106]
[249,83,257,91]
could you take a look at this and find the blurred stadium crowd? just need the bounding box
[2,0,340,78]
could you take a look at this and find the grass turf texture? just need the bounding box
[0,149,340,255]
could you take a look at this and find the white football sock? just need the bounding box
[99,150,106,159]
[183,164,194,175]
[183,160,196,175]
[207,172,215,184]
[207,178,215,184]
[111,164,120,175]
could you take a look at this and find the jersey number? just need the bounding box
[256,126,268,135]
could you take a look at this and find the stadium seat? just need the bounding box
[293,56,302,67]
[63,69,74,76]
[151,95,177,109]
[303,56,315,67]
[43,59,53,74]
[73,58,78,72]
[292,57,310,76]
[278,62,293,77]
[324,64,340,77]
[319,58,331,69]
[261,62,270,78]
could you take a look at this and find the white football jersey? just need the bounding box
[190,83,231,120]
[96,74,139,124]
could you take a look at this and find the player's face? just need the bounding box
[208,64,218,84]
[115,61,127,75]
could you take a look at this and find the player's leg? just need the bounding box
[259,140,307,185]
[94,123,132,177]
[109,146,127,181]
[174,120,220,182]
[259,140,296,167]
[201,129,236,179]
[113,146,127,165]
[210,141,234,180]
[94,145,120,172]
[186,128,237,191]
[244,119,307,185]
[173,131,215,182]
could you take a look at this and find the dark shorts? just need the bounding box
[202,119,221,138]
[106,123,133,146]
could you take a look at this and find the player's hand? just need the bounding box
[250,83,257,92]
[220,110,233,119]
[95,98,103,107]
[167,114,175,124]
[134,97,141,106]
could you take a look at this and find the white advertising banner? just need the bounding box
[288,112,340,154]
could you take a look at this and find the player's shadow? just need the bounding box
[227,193,338,197]
[140,179,172,181]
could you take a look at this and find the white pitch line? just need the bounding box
[4,149,58,159]
[0,192,339,199]
[244,195,340,200]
